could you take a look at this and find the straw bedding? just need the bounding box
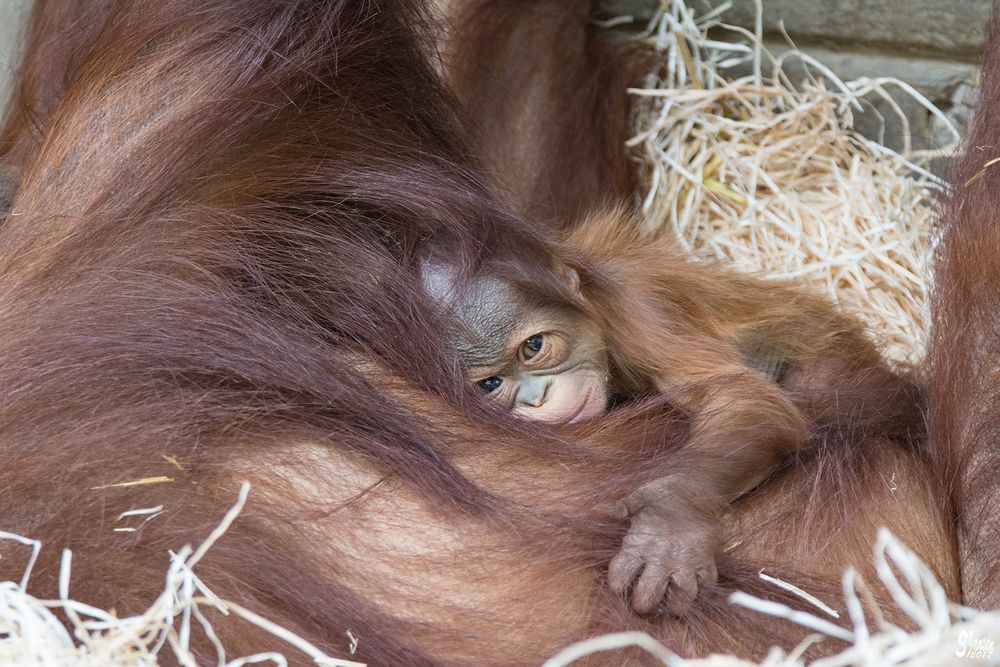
[628,0,956,368]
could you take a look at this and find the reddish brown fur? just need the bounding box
[0,0,959,664]
[929,8,1000,612]
[456,201,929,615]
[555,207,931,612]
[563,207,927,459]
[445,0,927,616]
[440,0,638,226]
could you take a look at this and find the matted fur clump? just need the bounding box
[628,0,957,367]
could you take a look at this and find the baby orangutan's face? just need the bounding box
[421,260,609,424]
[466,311,609,424]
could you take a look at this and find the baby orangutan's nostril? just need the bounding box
[515,377,549,408]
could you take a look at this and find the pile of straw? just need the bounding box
[627,0,958,367]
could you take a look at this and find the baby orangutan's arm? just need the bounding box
[439,206,909,616]
[606,329,809,615]
[568,211,832,615]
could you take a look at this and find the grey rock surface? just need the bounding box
[0,0,30,113]
[603,0,991,59]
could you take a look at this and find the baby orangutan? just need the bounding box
[426,268,612,424]
[425,208,921,616]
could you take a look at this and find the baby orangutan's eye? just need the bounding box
[520,334,545,361]
[478,376,503,393]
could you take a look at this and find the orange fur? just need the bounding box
[0,0,961,664]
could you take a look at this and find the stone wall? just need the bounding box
[0,0,30,113]
[602,0,991,159]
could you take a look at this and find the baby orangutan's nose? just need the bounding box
[515,377,550,408]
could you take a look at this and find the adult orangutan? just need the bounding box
[928,8,1000,615]
[0,0,964,664]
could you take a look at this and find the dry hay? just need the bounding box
[545,529,1000,666]
[627,0,958,367]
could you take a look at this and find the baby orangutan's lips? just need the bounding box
[567,385,607,424]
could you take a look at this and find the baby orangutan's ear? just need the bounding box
[558,263,585,303]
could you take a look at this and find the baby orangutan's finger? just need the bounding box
[631,556,673,614]
[665,569,699,616]
[607,542,643,597]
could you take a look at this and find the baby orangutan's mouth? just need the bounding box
[567,383,608,424]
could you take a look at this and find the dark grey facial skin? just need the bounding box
[421,260,609,423]
[421,260,521,360]
[451,280,527,368]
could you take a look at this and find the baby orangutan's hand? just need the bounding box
[607,477,722,616]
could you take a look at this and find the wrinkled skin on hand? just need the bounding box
[608,476,723,616]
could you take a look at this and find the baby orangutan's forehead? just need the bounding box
[451,277,528,366]
[420,260,570,366]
